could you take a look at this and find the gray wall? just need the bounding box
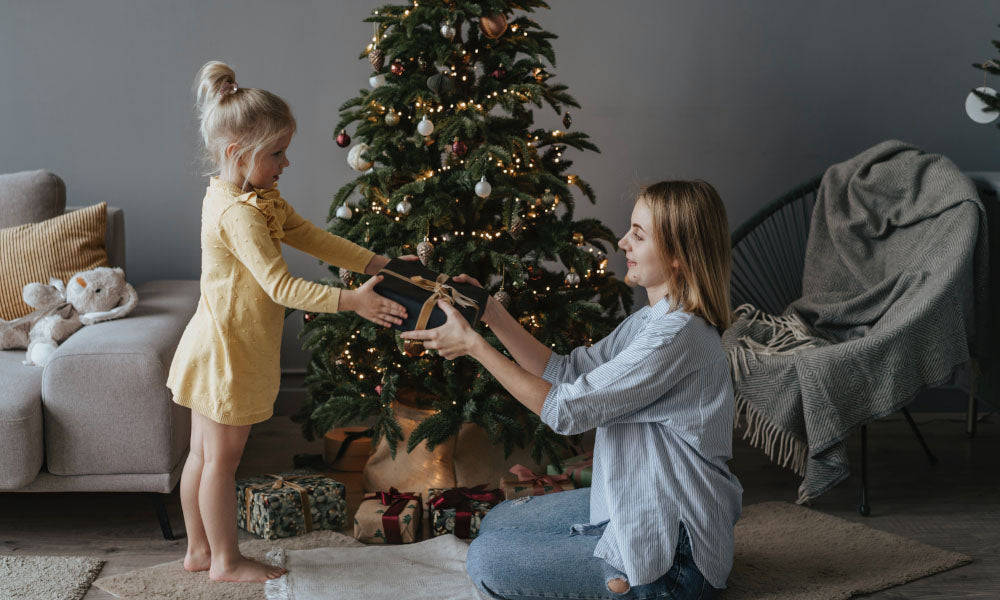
[2,0,998,373]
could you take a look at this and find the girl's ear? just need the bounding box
[225,142,241,163]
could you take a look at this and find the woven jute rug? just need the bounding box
[0,554,105,600]
[94,501,971,600]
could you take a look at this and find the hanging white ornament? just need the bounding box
[440,23,456,40]
[335,204,353,220]
[396,198,412,215]
[966,86,999,124]
[565,268,581,286]
[347,143,373,171]
[475,176,492,198]
[417,115,435,136]
[369,74,387,88]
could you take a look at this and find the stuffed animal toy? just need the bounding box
[0,266,138,366]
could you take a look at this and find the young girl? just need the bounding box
[402,181,743,599]
[167,61,408,583]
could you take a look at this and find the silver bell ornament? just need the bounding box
[335,204,353,220]
[475,176,492,198]
[417,237,435,266]
[396,197,412,215]
[494,287,511,309]
[565,268,581,286]
[338,267,354,286]
[417,115,435,136]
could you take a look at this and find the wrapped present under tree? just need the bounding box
[546,451,593,487]
[501,464,574,500]
[354,488,422,544]
[427,484,502,539]
[236,471,347,540]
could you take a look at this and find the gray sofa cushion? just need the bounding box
[42,280,199,476]
[0,351,44,489]
[0,170,65,228]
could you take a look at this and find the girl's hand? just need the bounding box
[400,300,481,359]
[452,273,503,326]
[341,275,408,327]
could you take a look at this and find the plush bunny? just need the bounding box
[0,266,139,366]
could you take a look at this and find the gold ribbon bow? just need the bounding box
[244,474,314,533]
[380,269,479,331]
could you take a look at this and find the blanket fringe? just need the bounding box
[264,547,289,600]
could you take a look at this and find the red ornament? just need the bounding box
[490,66,507,80]
[451,137,468,157]
[336,129,351,148]
[390,60,406,76]
[375,385,383,395]
[304,312,316,322]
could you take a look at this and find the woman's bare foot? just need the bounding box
[183,547,211,572]
[209,556,287,582]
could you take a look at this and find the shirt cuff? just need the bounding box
[540,382,562,431]
[541,351,565,384]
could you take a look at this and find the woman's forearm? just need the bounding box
[471,336,551,416]
[485,303,554,377]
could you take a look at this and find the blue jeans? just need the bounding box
[466,488,720,600]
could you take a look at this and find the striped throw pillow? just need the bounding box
[0,202,109,320]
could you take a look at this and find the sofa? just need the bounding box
[0,169,200,539]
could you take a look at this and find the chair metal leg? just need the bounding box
[858,424,870,517]
[151,493,175,540]
[901,407,937,465]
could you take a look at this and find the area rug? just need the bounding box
[0,554,105,600]
[94,502,971,600]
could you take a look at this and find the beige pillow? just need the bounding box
[0,202,109,320]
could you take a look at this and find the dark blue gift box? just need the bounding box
[372,258,488,332]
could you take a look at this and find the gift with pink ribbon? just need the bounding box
[546,451,593,487]
[427,484,503,539]
[500,463,575,500]
[354,487,422,544]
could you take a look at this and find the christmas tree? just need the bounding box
[294,0,632,466]
[973,26,1000,127]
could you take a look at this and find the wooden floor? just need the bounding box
[1,411,998,599]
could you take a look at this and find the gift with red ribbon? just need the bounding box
[427,484,503,539]
[354,488,423,544]
[500,464,575,500]
[546,451,593,487]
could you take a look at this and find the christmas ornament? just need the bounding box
[562,112,573,128]
[339,267,354,286]
[474,176,492,198]
[495,287,511,309]
[396,197,412,215]
[304,312,316,322]
[403,340,426,357]
[967,86,999,124]
[417,115,435,136]
[347,143,373,171]
[565,268,580,286]
[532,67,548,83]
[336,129,351,148]
[573,232,584,245]
[417,237,435,266]
[375,384,383,395]
[418,54,429,72]
[479,13,508,39]
[384,110,400,126]
[390,60,406,76]
[440,147,459,168]
[426,72,454,96]
[335,204,353,220]
[509,216,525,239]
[451,137,468,157]
[369,47,385,71]
[490,65,507,80]
[440,23,456,40]
[542,189,556,205]
[369,74,387,88]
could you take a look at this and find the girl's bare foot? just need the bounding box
[209,556,287,582]
[183,547,211,572]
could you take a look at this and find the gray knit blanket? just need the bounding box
[723,140,987,503]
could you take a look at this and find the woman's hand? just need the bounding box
[452,273,503,326]
[340,275,407,327]
[400,300,482,359]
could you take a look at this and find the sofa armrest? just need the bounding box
[41,280,200,476]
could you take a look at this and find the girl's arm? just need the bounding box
[281,200,375,274]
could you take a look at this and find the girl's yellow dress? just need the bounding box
[167,178,374,425]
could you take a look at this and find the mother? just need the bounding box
[402,181,742,600]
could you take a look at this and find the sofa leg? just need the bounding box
[151,493,175,540]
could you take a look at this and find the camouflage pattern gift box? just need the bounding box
[426,484,503,539]
[236,471,347,540]
[546,451,593,487]
[353,488,422,544]
[501,464,575,500]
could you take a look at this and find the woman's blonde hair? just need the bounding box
[638,180,732,332]
[194,61,296,186]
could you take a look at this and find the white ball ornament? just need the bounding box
[396,198,412,215]
[440,23,456,39]
[966,86,999,124]
[335,204,353,220]
[347,143,374,171]
[475,176,492,198]
[417,115,435,136]
[369,74,387,88]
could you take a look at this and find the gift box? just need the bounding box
[353,488,422,544]
[500,464,575,500]
[372,258,489,332]
[546,451,593,487]
[236,471,347,540]
[426,484,503,539]
[323,426,373,472]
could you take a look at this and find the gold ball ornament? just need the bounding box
[573,232,584,245]
[384,110,400,126]
[403,340,426,358]
[417,237,435,266]
[479,13,508,39]
[542,189,556,205]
